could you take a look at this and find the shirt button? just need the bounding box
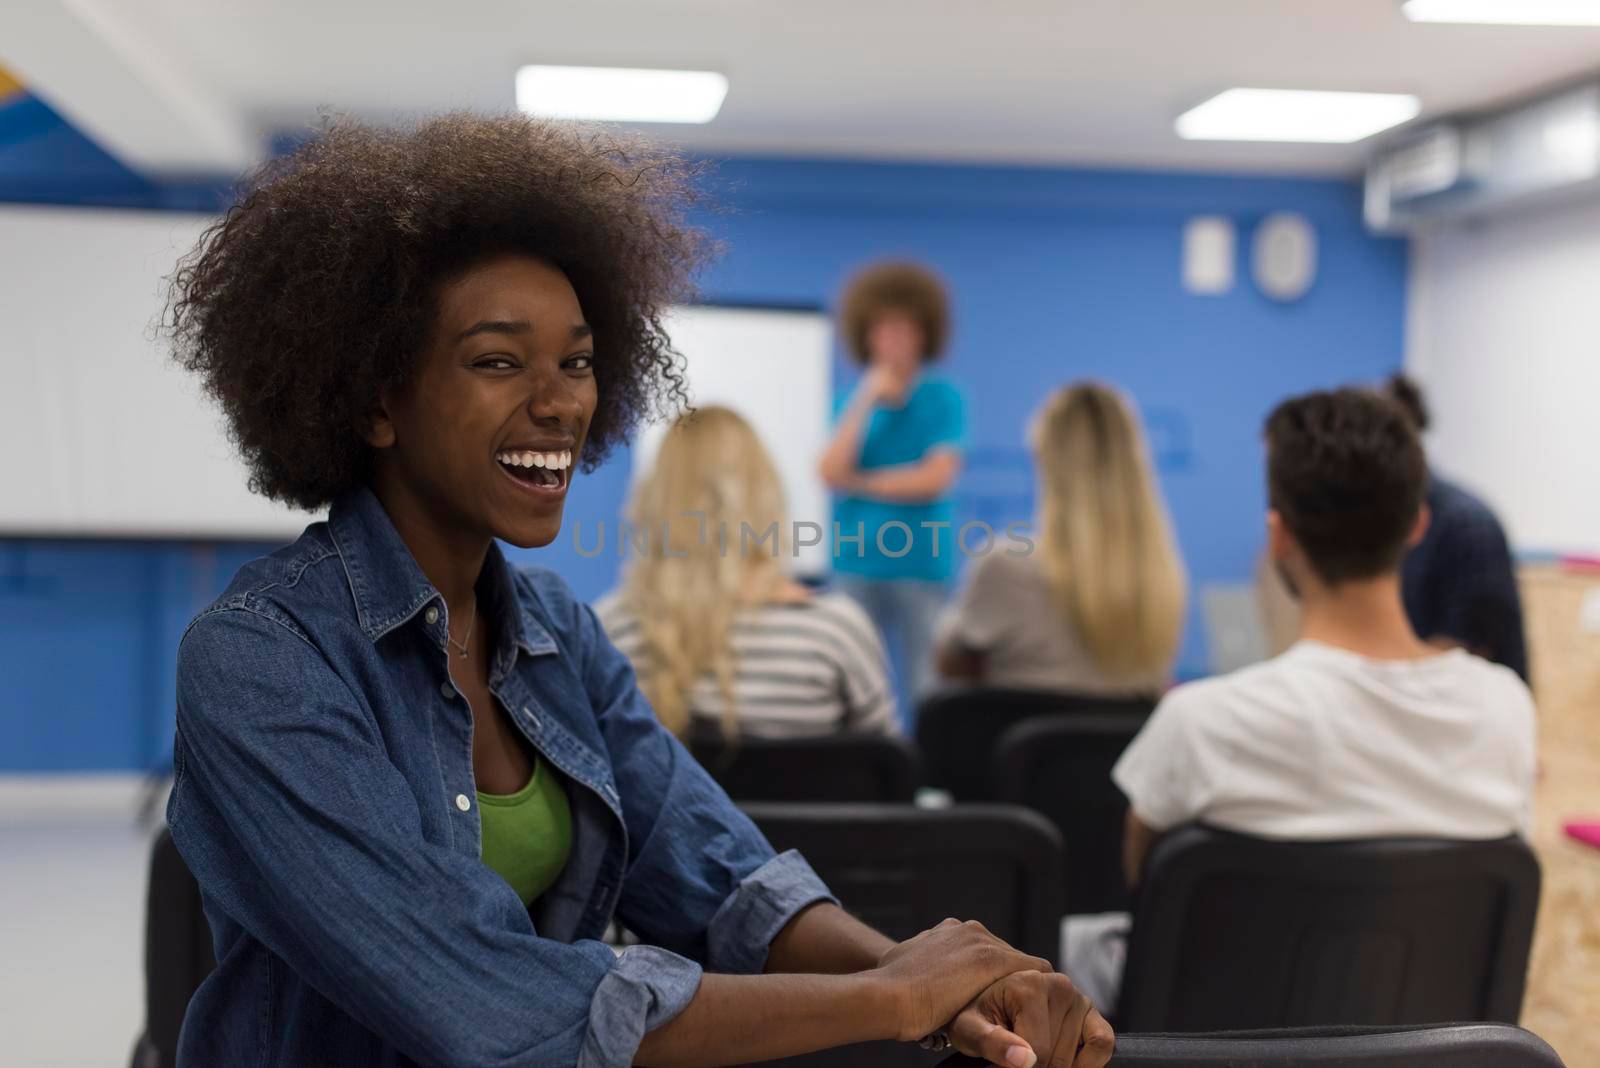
[440,681,456,700]
[455,793,471,812]
[424,606,440,625]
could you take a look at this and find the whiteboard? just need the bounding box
[0,207,833,544]
[631,304,834,575]
[0,206,315,539]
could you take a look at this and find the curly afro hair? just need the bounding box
[837,260,951,365]
[167,113,711,510]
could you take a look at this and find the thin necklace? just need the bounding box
[447,604,476,658]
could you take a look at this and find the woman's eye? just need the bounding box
[565,353,594,371]
[475,356,517,370]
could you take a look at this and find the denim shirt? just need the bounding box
[167,487,835,1068]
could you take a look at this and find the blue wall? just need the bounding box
[521,158,1408,675]
[0,89,230,209]
[0,141,1408,771]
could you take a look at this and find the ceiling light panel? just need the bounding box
[1403,0,1600,25]
[515,65,729,124]
[1176,89,1421,143]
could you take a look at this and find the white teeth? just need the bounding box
[497,449,572,472]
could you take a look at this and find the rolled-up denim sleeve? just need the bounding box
[580,852,834,1065]
[580,946,703,1068]
[172,606,694,1068]
[706,848,836,974]
[575,599,837,974]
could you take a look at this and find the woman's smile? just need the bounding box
[494,444,574,500]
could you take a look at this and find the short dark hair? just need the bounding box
[1383,372,1431,432]
[1264,388,1426,585]
[838,260,951,365]
[167,113,709,510]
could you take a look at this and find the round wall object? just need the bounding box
[1252,212,1318,302]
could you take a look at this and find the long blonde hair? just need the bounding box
[620,407,788,738]
[1030,382,1187,682]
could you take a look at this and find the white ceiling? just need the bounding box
[6,0,1600,177]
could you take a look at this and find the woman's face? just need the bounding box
[370,254,597,549]
[866,311,924,385]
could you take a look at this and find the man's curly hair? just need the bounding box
[166,113,710,510]
[1264,388,1426,585]
[837,260,951,365]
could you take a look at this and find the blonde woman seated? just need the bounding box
[935,382,1186,696]
[597,407,899,740]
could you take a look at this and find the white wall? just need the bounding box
[0,205,314,539]
[1406,198,1600,556]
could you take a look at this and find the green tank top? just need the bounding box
[476,756,572,908]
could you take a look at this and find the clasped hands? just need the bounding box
[876,918,1114,1068]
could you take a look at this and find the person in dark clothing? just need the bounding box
[1385,375,1530,682]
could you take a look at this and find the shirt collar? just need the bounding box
[328,486,557,659]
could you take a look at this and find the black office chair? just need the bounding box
[940,1023,1566,1066]
[738,802,1065,1068]
[130,828,215,1068]
[917,689,1153,801]
[690,731,921,802]
[992,714,1146,915]
[1118,826,1541,1032]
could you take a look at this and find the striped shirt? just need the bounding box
[593,590,899,739]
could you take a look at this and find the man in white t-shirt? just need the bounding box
[1065,387,1537,1010]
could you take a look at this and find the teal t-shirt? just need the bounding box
[832,374,967,581]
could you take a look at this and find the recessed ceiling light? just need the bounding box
[1403,0,1600,24]
[515,65,728,124]
[1176,89,1421,144]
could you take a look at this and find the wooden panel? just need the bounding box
[1517,564,1600,1068]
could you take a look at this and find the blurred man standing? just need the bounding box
[1386,374,1529,682]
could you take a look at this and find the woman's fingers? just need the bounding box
[1005,973,1056,1066]
[952,970,1113,1068]
[877,918,1061,1041]
[1071,1009,1116,1068]
[950,1007,1037,1068]
[1044,986,1089,1068]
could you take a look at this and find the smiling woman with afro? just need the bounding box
[160,112,1114,1068]
[168,114,703,510]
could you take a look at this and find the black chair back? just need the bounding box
[992,713,1147,914]
[134,828,216,1068]
[743,802,1064,959]
[917,688,1153,801]
[690,732,921,802]
[1120,826,1541,1032]
[741,802,1065,1068]
[941,1023,1566,1067]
